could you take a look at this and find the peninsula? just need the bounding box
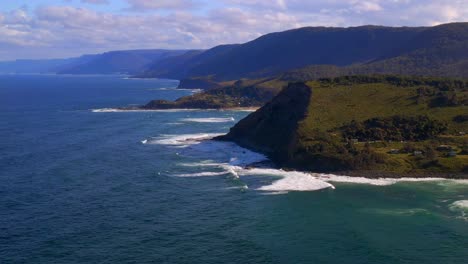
[217,76,468,178]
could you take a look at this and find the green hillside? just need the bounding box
[219,76,468,177]
[301,76,468,133]
[141,78,287,109]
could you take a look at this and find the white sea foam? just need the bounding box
[179,162,224,167]
[233,168,335,192]
[148,88,202,93]
[255,171,335,192]
[441,179,468,184]
[92,108,208,113]
[224,165,241,179]
[146,87,176,90]
[173,171,228,177]
[365,208,430,216]
[92,108,256,113]
[320,174,397,186]
[92,108,125,113]
[229,108,258,112]
[143,133,225,148]
[323,174,468,186]
[450,200,468,212]
[259,191,290,195]
[228,163,468,193]
[181,117,235,123]
[144,130,468,194]
[166,122,184,125]
[183,137,268,166]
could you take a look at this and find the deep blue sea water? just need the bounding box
[1,74,468,264]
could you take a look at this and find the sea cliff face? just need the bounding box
[217,82,312,163]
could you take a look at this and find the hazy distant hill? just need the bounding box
[141,23,468,81]
[0,49,190,75]
[58,49,189,75]
[0,56,96,74]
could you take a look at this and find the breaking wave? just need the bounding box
[92,108,205,113]
[92,108,255,113]
[142,133,468,194]
[147,88,202,93]
[141,133,225,148]
[450,200,468,212]
[241,168,335,192]
[173,171,229,177]
[181,117,235,123]
[449,200,468,220]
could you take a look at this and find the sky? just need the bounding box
[0,0,467,60]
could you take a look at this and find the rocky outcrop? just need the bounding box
[216,82,312,163]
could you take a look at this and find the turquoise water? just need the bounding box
[1,75,467,263]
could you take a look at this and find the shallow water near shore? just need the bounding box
[1,74,468,263]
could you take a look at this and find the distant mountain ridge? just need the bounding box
[2,23,467,80]
[0,56,96,74]
[0,49,191,75]
[58,49,189,75]
[141,22,468,81]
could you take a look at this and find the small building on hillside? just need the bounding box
[413,151,423,156]
[389,149,400,154]
[447,151,457,157]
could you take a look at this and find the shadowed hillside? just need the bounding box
[141,23,468,82]
[217,83,312,162]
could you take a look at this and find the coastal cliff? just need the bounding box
[217,82,311,163]
[218,76,468,178]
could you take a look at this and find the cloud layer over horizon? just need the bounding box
[0,0,467,60]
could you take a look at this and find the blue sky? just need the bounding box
[0,0,467,60]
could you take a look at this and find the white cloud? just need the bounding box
[0,0,467,60]
[224,0,288,10]
[125,0,198,11]
[352,1,383,12]
[81,0,109,4]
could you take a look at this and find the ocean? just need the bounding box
[1,74,467,263]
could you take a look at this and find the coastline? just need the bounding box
[242,153,468,181]
[241,160,468,181]
[219,137,468,181]
[208,133,468,183]
[332,170,468,180]
[245,160,468,184]
[92,107,259,113]
[220,140,468,188]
